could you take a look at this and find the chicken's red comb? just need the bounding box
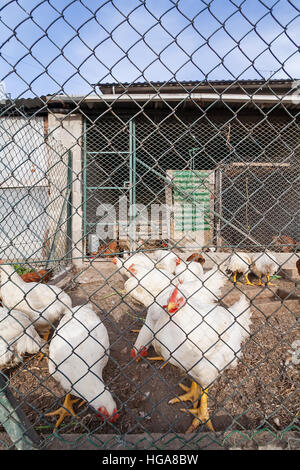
[130,347,148,359]
[109,408,120,423]
[169,287,179,305]
[128,263,137,275]
[97,407,119,423]
[130,348,137,359]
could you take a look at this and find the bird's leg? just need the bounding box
[43,330,50,342]
[147,356,168,369]
[169,381,201,407]
[181,387,214,433]
[233,271,237,284]
[243,274,256,286]
[36,329,51,363]
[256,276,263,286]
[266,274,276,286]
[45,393,79,429]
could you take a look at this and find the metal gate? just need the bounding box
[83,117,136,253]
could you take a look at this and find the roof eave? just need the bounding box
[47,92,300,105]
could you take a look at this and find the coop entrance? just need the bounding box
[83,117,136,254]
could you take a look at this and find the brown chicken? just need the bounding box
[92,240,118,258]
[272,235,299,253]
[296,259,300,277]
[186,253,206,266]
[21,269,52,284]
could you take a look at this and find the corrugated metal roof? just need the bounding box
[0,79,299,113]
[96,79,297,95]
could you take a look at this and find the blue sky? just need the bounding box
[0,0,299,99]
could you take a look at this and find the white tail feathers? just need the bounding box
[229,294,252,332]
[15,329,45,356]
[0,264,25,286]
[0,322,45,370]
[202,266,227,297]
[230,294,250,317]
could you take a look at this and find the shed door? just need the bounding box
[166,170,215,246]
[83,118,135,251]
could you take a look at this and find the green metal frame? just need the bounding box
[129,118,136,252]
[83,117,136,253]
[0,374,41,449]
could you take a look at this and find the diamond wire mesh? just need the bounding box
[0,0,299,451]
[0,102,71,265]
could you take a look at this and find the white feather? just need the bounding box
[48,303,116,416]
[135,291,252,389]
[0,264,72,335]
[0,306,44,369]
[251,251,278,278]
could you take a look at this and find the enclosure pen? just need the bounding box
[0,0,299,452]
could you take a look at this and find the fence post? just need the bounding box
[0,374,41,450]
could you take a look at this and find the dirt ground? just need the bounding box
[3,260,300,446]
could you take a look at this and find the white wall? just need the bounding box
[0,116,49,260]
[47,113,83,266]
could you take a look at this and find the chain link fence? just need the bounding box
[0,0,299,451]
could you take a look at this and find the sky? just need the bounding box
[0,0,299,99]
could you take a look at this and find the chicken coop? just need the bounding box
[0,0,299,453]
[1,80,299,263]
[82,80,300,255]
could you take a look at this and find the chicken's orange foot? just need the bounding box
[36,351,48,364]
[45,393,79,429]
[266,275,276,286]
[169,381,201,407]
[147,356,168,369]
[36,329,51,363]
[255,277,264,286]
[181,387,214,433]
[243,274,256,286]
[43,330,51,342]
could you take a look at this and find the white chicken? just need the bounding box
[132,285,252,433]
[0,306,45,369]
[131,265,228,366]
[153,250,181,274]
[251,251,278,286]
[227,252,254,286]
[0,263,72,339]
[112,254,155,278]
[181,265,227,303]
[131,265,227,345]
[174,260,204,284]
[46,303,119,428]
[124,264,176,307]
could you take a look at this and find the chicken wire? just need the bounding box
[0,102,72,266]
[0,0,299,452]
